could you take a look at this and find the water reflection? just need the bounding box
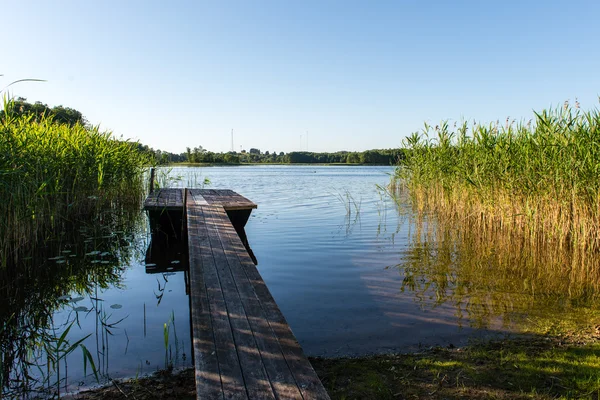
[0,208,145,397]
[394,214,600,333]
[145,227,190,314]
[145,228,188,274]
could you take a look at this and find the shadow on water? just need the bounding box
[143,214,191,376]
[0,207,145,398]
[144,219,190,315]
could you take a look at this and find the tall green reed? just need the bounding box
[397,101,600,252]
[0,96,151,266]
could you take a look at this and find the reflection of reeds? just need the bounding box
[1,93,149,396]
[397,103,600,253]
[394,103,600,331]
[397,213,600,332]
[0,208,144,397]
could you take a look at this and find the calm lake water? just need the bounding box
[3,165,599,395]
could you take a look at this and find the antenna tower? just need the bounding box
[306,131,308,151]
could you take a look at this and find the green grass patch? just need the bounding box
[311,335,600,399]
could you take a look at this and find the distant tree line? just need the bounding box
[0,97,87,127]
[283,149,404,164]
[136,146,406,165]
[161,148,405,165]
[136,144,187,164]
[133,145,406,165]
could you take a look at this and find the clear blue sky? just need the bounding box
[3,1,599,154]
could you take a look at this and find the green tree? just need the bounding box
[0,98,87,127]
[346,152,360,163]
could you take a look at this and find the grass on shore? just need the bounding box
[312,332,600,400]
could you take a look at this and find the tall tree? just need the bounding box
[0,97,87,127]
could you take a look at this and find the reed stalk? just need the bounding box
[397,102,600,252]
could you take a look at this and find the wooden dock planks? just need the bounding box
[187,205,223,398]
[144,187,184,211]
[144,188,257,212]
[184,191,329,400]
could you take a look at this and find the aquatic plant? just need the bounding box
[397,101,600,252]
[42,321,98,398]
[334,189,361,217]
[163,311,182,371]
[0,95,151,265]
[151,166,210,190]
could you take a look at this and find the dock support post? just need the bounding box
[149,167,155,193]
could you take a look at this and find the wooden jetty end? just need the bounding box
[144,188,258,213]
[145,188,330,399]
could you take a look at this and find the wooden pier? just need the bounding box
[145,188,330,399]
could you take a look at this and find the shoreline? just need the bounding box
[160,162,395,167]
[74,327,600,399]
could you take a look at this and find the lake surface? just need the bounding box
[3,165,599,396]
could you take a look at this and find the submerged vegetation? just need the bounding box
[397,102,600,254]
[0,96,151,266]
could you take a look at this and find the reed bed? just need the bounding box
[0,98,151,266]
[396,101,600,253]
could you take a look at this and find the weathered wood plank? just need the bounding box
[186,205,223,399]
[190,204,248,399]
[193,191,210,206]
[192,189,257,211]
[144,188,184,211]
[210,208,304,399]
[202,205,276,400]
[146,188,256,211]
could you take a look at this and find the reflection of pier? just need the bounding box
[144,230,187,274]
[144,188,329,399]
